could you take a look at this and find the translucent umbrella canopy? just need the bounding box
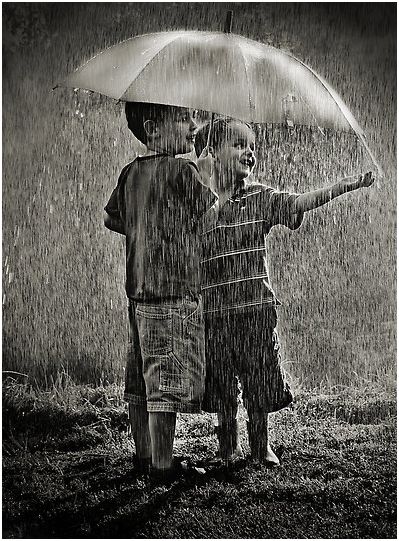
[59,30,381,173]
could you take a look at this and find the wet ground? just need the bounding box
[3,383,396,538]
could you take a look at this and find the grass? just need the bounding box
[3,376,396,538]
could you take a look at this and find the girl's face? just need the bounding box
[214,121,256,187]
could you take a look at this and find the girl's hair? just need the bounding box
[125,101,173,144]
[194,117,253,158]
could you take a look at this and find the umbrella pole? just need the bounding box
[224,10,233,33]
[205,112,215,152]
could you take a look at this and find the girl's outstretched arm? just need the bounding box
[295,171,375,214]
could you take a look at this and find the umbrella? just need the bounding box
[56,13,382,174]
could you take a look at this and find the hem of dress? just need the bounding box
[202,399,293,414]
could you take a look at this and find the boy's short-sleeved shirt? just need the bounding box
[201,182,304,314]
[105,154,216,302]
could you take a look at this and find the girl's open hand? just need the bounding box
[358,171,375,188]
[340,171,375,191]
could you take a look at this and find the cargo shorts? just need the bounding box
[124,295,205,413]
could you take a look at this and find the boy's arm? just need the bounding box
[104,210,125,235]
[175,160,217,219]
[295,171,375,214]
[104,163,131,235]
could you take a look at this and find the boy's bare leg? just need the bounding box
[149,412,177,470]
[247,412,279,465]
[128,404,152,461]
[216,407,243,462]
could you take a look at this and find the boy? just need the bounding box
[195,118,374,465]
[105,102,215,482]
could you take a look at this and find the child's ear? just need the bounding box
[143,119,157,138]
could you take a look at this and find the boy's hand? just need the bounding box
[340,171,375,192]
[197,147,214,184]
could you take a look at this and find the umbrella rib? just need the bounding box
[236,40,255,121]
[288,53,383,175]
[119,30,222,101]
[69,31,186,78]
[294,90,326,136]
[118,33,186,100]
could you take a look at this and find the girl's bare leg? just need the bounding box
[216,407,243,462]
[247,412,279,465]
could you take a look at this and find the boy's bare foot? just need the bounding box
[149,458,206,487]
[132,454,152,474]
[224,443,245,466]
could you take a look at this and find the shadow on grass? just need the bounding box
[2,379,397,538]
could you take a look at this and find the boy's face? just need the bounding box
[214,122,256,187]
[154,107,198,156]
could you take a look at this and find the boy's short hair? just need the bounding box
[125,101,174,145]
[194,117,253,158]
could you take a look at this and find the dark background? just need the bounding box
[2,2,396,388]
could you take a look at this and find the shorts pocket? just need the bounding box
[159,352,188,395]
[181,300,200,323]
[180,300,203,335]
[136,306,173,356]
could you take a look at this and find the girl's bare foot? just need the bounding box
[247,416,280,466]
[264,444,280,466]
